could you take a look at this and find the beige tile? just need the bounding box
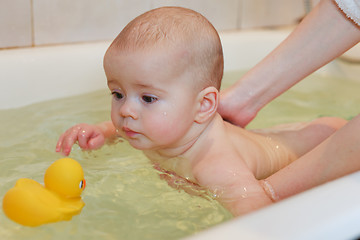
[239,0,305,29]
[33,0,152,45]
[152,0,239,31]
[0,0,32,48]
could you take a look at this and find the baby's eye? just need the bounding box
[142,95,158,103]
[112,91,123,100]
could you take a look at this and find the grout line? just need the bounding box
[30,0,35,47]
[237,0,243,30]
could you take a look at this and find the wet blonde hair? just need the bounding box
[107,6,223,90]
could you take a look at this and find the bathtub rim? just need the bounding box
[0,29,293,110]
[1,28,359,110]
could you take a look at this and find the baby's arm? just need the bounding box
[56,121,117,156]
[219,175,273,216]
[193,152,273,216]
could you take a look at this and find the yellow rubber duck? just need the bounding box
[2,158,86,227]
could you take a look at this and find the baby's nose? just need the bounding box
[119,100,138,119]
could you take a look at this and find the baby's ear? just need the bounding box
[195,86,219,124]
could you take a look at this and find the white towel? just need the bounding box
[334,0,360,26]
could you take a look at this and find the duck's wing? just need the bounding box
[15,178,42,188]
[59,199,85,218]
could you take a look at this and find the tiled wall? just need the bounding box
[0,0,312,49]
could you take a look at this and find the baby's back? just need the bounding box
[223,117,346,179]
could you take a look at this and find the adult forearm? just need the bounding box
[265,114,360,200]
[239,0,360,113]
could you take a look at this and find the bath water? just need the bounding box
[0,71,359,239]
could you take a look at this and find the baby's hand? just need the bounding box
[56,123,106,156]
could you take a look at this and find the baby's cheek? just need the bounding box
[110,112,121,130]
[149,115,172,133]
[146,115,181,140]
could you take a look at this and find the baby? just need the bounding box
[56,7,346,216]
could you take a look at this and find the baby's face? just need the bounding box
[104,47,199,151]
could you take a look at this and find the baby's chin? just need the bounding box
[126,138,155,151]
[118,132,151,150]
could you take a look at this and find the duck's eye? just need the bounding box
[142,95,157,103]
[79,180,86,189]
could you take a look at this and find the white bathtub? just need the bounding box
[1,30,360,239]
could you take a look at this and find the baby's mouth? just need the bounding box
[122,126,139,138]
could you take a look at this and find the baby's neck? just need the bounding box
[144,133,201,160]
[143,114,219,181]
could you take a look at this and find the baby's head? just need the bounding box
[105,6,223,91]
[104,7,223,151]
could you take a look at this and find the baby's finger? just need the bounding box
[55,133,65,152]
[60,127,81,155]
[87,134,105,150]
[56,131,73,154]
[77,128,93,150]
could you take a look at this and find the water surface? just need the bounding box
[0,71,358,239]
